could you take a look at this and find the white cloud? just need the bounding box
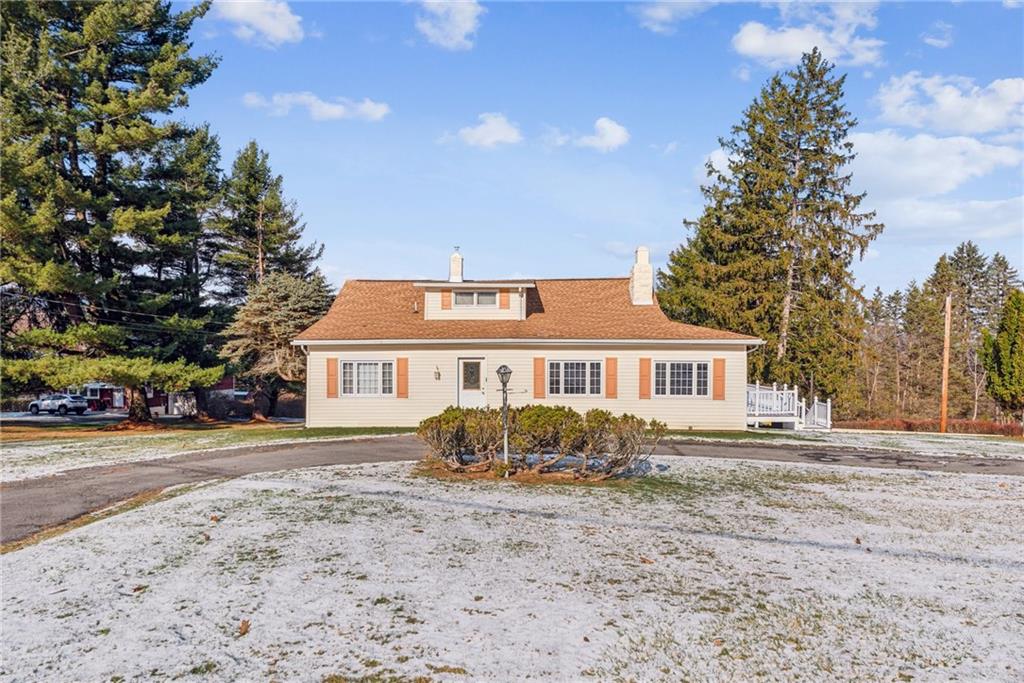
[632,1,717,34]
[1004,0,1021,8]
[416,1,484,51]
[850,130,1022,200]
[851,130,1023,242]
[732,2,883,67]
[243,92,390,121]
[540,125,571,148]
[575,117,630,152]
[693,148,734,184]
[456,113,522,148]
[871,196,1024,240]
[876,72,1024,135]
[655,142,679,156]
[214,0,304,47]
[732,63,752,82]
[921,20,953,49]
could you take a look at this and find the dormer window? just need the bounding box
[454,290,498,307]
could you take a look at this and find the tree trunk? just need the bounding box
[777,259,794,362]
[778,142,801,364]
[125,385,154,423]
[192,386,211,421]
[266,387,279,418]
[252,382,273,422]
[256,205,266,283]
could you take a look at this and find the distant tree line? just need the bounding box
[856,244,1020,421]
[1,1,332,421]
[658,49,1024,424]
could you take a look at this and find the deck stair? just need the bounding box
[746,382,831,431]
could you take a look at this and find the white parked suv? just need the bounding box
[28,394,89,416]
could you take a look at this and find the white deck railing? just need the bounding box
[746,382,831,430]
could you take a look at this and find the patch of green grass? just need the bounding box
[425,663,468,675]
[613,465,864,512]
[662,429,810,441]
[188,660,218,675]
[223,425,415,445]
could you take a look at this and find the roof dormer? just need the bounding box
[415,249,533,320]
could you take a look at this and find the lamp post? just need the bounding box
[496,364,512,468]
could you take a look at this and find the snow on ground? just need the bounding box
[0,432,405,483]
[2,457,1021,681]
[671,429,1024,460]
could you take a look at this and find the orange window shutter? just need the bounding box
[533,357,546,399]
[713,358,726,400]
[326,358,338,398]
[639,358,651,399]
[499,289,510,309]
[605,357,618,399]
[396,357,409,398]
[441,290,452,310]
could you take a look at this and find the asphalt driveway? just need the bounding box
[3,435,1021,545]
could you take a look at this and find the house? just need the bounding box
[293,248,763,430]
[76,376,237,415]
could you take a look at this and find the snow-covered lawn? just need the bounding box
[2,457,1021,681]
[0,430,407,483]
[670,429,1024,460]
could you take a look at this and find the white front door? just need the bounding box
[458,358,487,408]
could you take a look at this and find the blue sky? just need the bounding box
[183,1,1024,293]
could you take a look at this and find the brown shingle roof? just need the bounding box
[295,278,758,342]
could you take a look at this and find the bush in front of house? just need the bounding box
[417,405,666,480]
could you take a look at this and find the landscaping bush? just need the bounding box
[834,418,1022,437]
[418,405,666,480]
[417,406,469,469]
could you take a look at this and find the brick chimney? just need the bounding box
[449,247,463,283]
[629,246,653,305]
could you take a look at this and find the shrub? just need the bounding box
[463,408,504,464]
[417,406,468,469]
[833,418,1022,437]
[419,405,665,479]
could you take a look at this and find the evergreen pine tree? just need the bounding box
[214,142,323,304]
[220,272,335,420]
[984,253,1022,329]
[658,49,881,404]
[981,290,1024,427]
[0,0,223,421]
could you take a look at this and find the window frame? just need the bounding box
[452,290,499,308]
[652,360,711,398]
[339,359,396,398]
[547,360,603,397]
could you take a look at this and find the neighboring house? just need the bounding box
[293,248,763,430]
[75,376,237,415]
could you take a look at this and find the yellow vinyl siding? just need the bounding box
[423,289,525,320]
[305,343,748,430]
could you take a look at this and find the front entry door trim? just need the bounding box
[457,357,487,408]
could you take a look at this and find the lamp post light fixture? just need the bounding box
[496,364,512,469]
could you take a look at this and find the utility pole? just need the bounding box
[940,293,951,433]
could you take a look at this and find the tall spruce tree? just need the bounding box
[985,253,1022,328]
[0,1,223,421]
[214,142,323,304]
[659,49,881,405]
[950,241,994,419]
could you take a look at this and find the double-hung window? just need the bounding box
[453,290,497,307]
[654,361,709,397]
[548,360,602,396]
[341,361,394,396]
